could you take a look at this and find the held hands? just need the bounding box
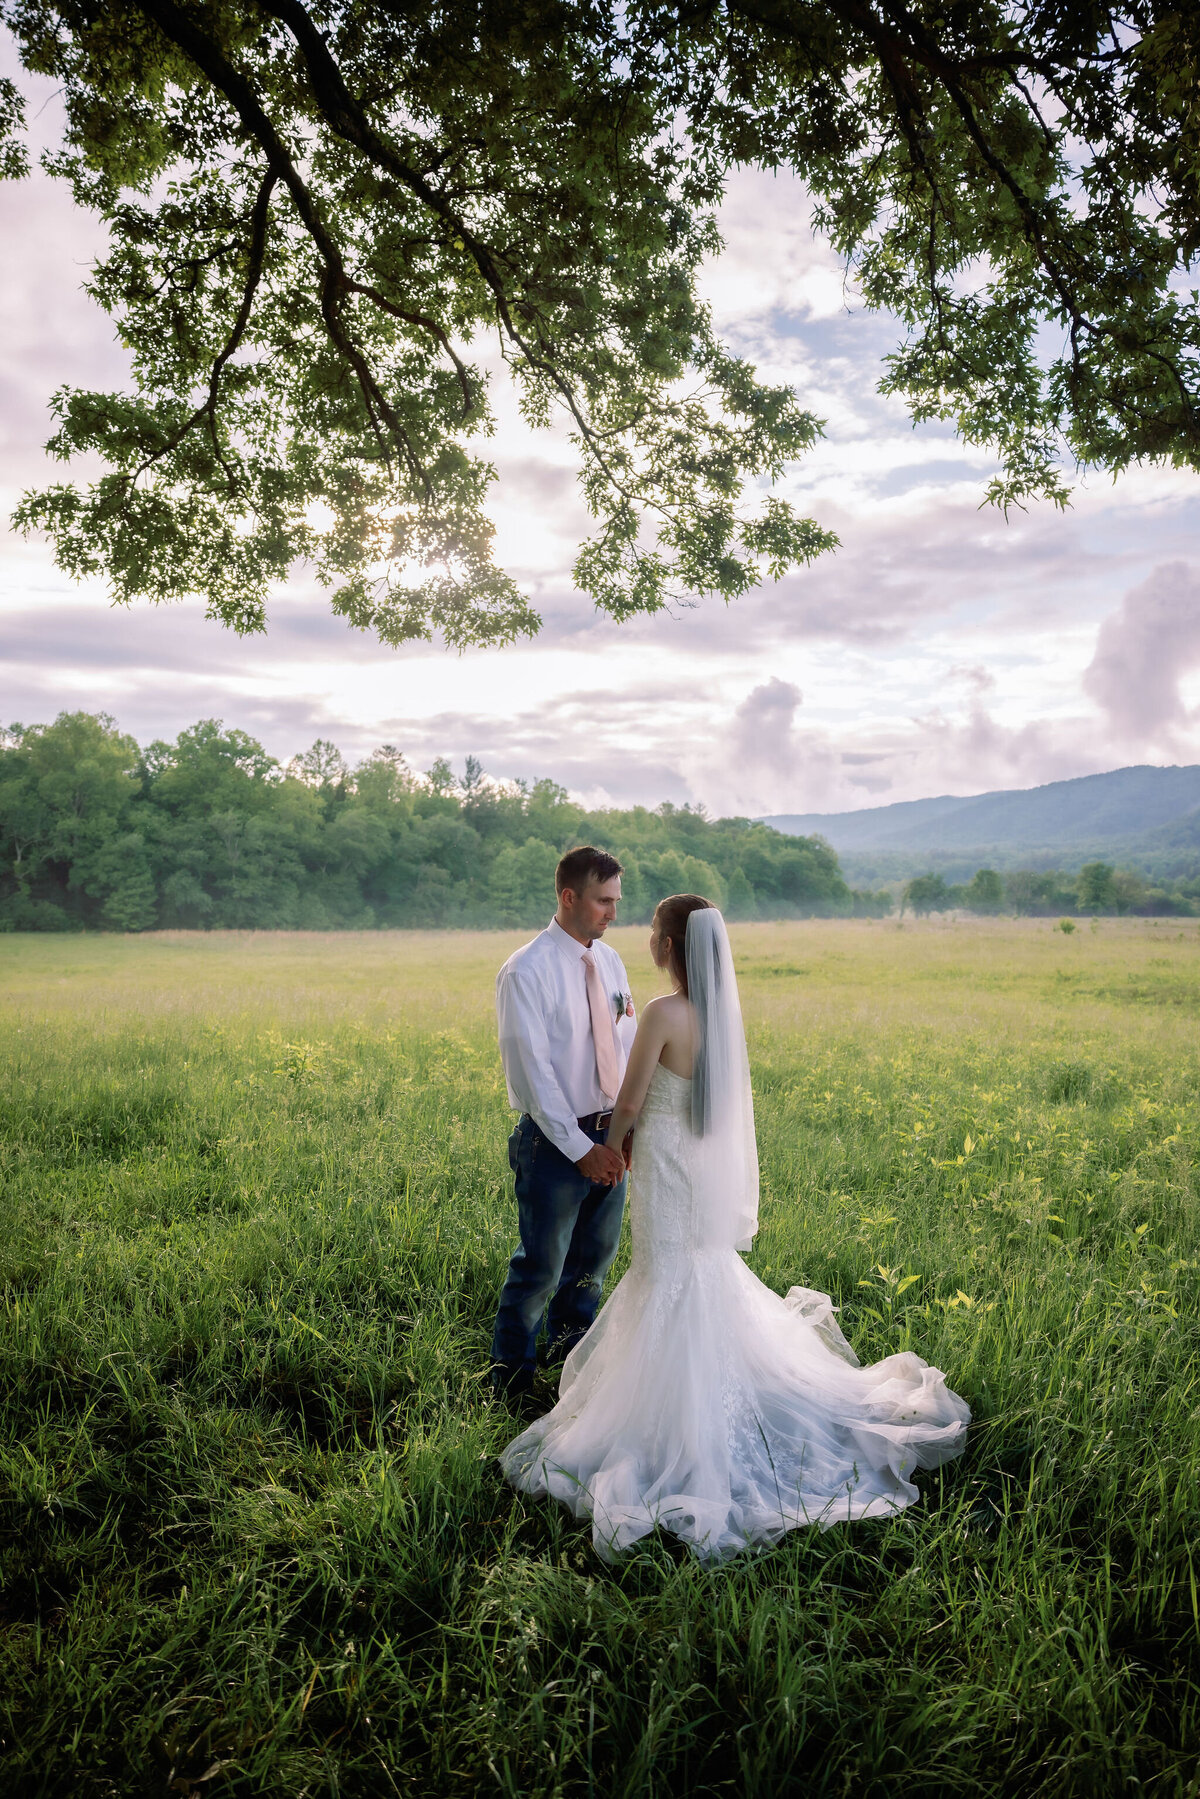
[576,1142,627,1186]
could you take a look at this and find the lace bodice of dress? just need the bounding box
[628,1062,697,1276]
[639,1061,693,1118]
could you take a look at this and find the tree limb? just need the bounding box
[253,0,647,492]
[129,164,277,489]
[131,0,428,485]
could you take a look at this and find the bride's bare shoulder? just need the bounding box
[640,992,689,1018]
[641,992,694,1077]
[640,992,692,1038]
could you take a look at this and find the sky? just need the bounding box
[2,45,1199,820]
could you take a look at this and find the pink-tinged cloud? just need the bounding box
[1083,561,1200,745]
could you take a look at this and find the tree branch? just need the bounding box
[253,0,643,491]
[131,0,427,487]
[341,277,475,420]
[731,0,1197,426]
[129,164,277,489]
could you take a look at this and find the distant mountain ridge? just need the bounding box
[762,764,1200,880]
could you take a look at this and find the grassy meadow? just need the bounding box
[3,918,1200,1796]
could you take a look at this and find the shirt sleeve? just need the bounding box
[496,961,594,1164]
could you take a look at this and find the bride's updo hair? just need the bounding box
[654,893,714,995]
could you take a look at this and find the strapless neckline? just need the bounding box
[653,1062,692,1085]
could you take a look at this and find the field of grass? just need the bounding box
[3,918,1200,1796]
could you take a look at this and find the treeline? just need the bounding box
[903,865,1200,917]
[0,712,892,933]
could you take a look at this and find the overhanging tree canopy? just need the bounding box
[1,1,1197,647]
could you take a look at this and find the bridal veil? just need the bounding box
[686,906,758,1252]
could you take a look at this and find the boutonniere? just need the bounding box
[613,990,634,1022]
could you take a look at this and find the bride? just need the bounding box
[500,894,970,1563]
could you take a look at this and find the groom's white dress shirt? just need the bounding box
[497,917,637,1165]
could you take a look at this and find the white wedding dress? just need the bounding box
[501,1061,971,1563]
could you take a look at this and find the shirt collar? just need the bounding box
[548,916,595,962]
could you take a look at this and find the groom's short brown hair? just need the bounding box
[555,845,623,895]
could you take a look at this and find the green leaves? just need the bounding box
[2,0,838,644]
[3,1,1199,644]
[0,74,27,180]
[0,708,877,931]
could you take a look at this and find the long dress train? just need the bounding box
[501,1064,970,1563]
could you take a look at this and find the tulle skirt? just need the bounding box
[500,1257,970,1564]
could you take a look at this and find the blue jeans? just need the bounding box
[490,1115,627,1392]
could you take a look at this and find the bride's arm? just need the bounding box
[606,1000,670,1153]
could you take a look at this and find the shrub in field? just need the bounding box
[903,872,952,915]
[1043,1060,1092,1103]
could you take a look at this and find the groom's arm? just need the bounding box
[496,964,595,1165]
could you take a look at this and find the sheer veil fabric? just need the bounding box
[501,909,970,1563]
[686,907,758,1253]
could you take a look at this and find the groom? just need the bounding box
[490,846,636,1404]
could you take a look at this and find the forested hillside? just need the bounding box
[0,713,887,932]
[765,764,1200,879]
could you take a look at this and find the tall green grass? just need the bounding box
[2,920,1200,1795]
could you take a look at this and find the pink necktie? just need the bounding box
[582,949,622,1102]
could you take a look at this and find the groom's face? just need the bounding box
[564,873,621,941]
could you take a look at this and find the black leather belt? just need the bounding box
[577,1110,614,1132]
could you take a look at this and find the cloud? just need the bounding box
[902,701,1102,796]
[694,660,1138,817]
[732,678,803,760]
[701,679,840,814]
[4,608,1187,821]
[344,693,698,806]
[525,481,1154,664]
[1083,561,1200,745]
[0,169,124,489]
[947,663,996,692]
[0,594,425,673]
[699,169,853,330]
